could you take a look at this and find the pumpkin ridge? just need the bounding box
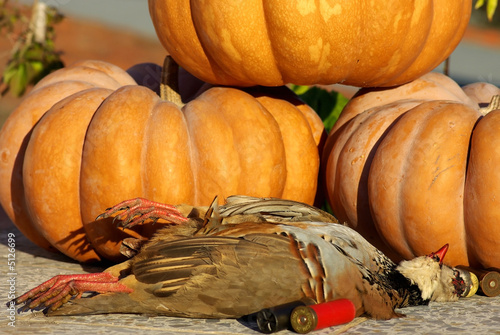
[260,2,283,85]
[383,1,471,86]
[371,4,431,86]
[242,97,288,197]
[341,103,415,256]
[464,110,500,267]
[68,60,138,87]
[0,81,99,252]
[204,87,282,198]
[393,102,475,262]
[182,90,237,204]
[368,102,438,259]
[400,103,453,257]
[178,101,198,205]
[140,98,195,207]
[397,103,438,258]
[23,88,114,262]
[140,98,158,199]
[33,66,123,92]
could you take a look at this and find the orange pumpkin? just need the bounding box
[0,60,135,255]
[0,59,324,262]
[322,72,500,268]
[148,0,471,87]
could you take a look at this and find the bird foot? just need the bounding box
[9,272,132,313]
[96,197,188,228]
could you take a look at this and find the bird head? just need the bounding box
[431,265,479,301]
[396,244,478,302]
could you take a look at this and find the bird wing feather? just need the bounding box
[219,195,339,223]
[127,235,309,317]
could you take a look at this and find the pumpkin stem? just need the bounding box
[160,55,185,107]
[479,95,500,115]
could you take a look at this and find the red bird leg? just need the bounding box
[95,197,188,228]
[14,272,118,305]
[12,272,132,312]
[42,280,133,313]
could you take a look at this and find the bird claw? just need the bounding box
[95,197,188,228]
[10,272,132,313]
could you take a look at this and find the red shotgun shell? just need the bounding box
[290,299,356,334]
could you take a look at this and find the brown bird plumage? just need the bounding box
[11,196,477,320]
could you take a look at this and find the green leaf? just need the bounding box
[290,85,349,133]
[1,2,64,96]
[23,44,45,62]
[475,0,498,20]
[8,62,29,97]
[487,0,498,21]
[291,85,311,95]
[2,61,19,84]
[25,60,44,82]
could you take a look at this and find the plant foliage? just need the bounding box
[1,0,64,97]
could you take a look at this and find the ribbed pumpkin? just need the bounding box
[148,0,471,87]
[0,59,324,262]
[322,72,500,268]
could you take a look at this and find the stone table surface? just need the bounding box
[1,206,499,335]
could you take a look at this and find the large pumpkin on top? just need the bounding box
[322,72,500,269]
[0,59,324,263]
[149,0,471,87]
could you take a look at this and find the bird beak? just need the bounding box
[427,244,449,264]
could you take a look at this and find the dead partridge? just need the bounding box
[11,196,477,320]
